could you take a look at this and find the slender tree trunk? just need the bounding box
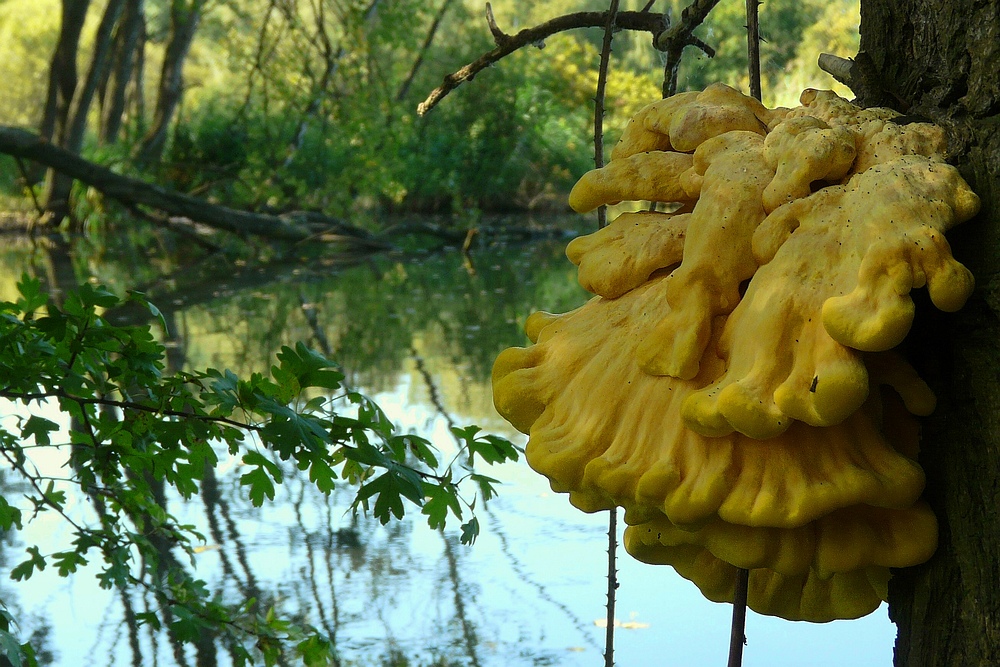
[395,0,455,103]
[859,1,1000,665]
[35,0,91,194]
[132,16,148,139]
[135,0,206,166]
[100,0,145,145]
[46,0,128,215]
[39,0,91,144]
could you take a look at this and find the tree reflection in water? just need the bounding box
[0,231,611,666]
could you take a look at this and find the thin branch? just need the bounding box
[594,0,620,230]
[0,447,90,535]
[657,0,721,97]
[728,568,750,667]
[604,507,619,667]
[14,156,44,217]
[485,2,509,46]
[7,389,263,433]
[418,10,668,115]
[745,0,761,100]
[397,0,455,102]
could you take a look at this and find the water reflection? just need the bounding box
[0,230,896,666]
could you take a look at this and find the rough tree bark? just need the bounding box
[859,1,1000,665]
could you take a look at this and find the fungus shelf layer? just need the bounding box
[492,85,979,622]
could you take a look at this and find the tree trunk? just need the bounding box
[35,0,91,193]
[100,0,145,145]
[135,0,206,166]
[859,1,1000,665]
[46,0,128,216]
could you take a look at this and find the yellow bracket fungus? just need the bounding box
[565,211,687,299]
[491,87,979,622]
[636,131,773,380]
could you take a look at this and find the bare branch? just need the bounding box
[653,0,721,51]
[418,10,668,115]
[604,508,619,667]
[594,0,621,229]
[727,568,750,667]
[745,0,761,100]
[657,0,722,97]
[485,2,510,47]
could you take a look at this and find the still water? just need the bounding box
[0,228,896,666]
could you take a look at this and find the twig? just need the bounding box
[14,156,44,217]
[418,10,669,115]
[728,6,761,657]
[485,3,509,46]
[728,568,750,667]
[745,0,762,100]
[656,0,720,97]
[7,389,263,433]
[605,507,618,667]
[594,0,620,229]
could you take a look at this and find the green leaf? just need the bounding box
[296,633,334,667]
[355,466,424,524]
[460,429,520,465]
[257,398,329,454]
[169,605,203,644]
[15,274,45,314]
[470,473,501,503]
[274,342,343,390]
[240,451,282,506]
[422,483,462,531]
[407,436,439,468]
[52,550,87,576]
[126,290,169,334]
[305,454,336,495]
[460,517,481,545]
[0,497,23,531]
[20,416,59,447]
[342,441,390,468]
[77,282,120,309]
[0,628,25,667]
[10,547,46,581]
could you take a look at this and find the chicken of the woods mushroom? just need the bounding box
[492,84,979,622]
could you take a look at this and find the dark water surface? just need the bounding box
[0,227,895,666]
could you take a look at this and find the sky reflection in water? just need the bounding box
[0,237,895,666]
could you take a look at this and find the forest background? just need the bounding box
[0,0,859,224]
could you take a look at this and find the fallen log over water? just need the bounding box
[0,125,376,244]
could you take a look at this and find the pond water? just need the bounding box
[0,226,896,666]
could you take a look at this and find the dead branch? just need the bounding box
[657,0,720,97]
[418,8,669,115]
[594,0,621,230]
[745,0,761,101]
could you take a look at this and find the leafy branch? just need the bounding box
[0,275,519,666]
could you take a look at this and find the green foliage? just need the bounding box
[1,0,861,218]
[0,275,519,664]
